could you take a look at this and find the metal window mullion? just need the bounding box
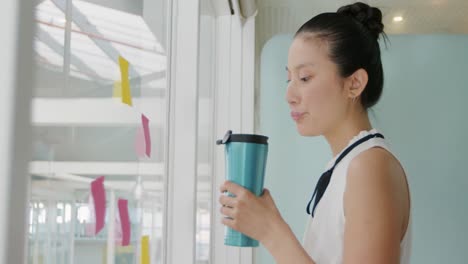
[63,0,72,96]
[239,15,256,264]
[166,0,201,264]
[162,0,174,262]
[224,13,244,264]
[211,10,256,264]
[212,14,232,264]
[208,12,219,264]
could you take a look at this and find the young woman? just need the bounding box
[218,2,411,264]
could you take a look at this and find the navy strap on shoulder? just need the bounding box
[306,132,384,217]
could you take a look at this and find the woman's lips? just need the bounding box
[291,111,305,121]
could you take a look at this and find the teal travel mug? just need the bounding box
[216,130,269,247]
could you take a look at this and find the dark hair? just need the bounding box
[295,2,386,109]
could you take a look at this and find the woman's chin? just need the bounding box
[296,125,321,137]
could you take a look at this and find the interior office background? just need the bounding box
[1,0,467,263]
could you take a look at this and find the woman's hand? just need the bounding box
[219,180,316,264]
[218,180,285,244]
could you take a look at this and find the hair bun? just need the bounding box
[337,2,384,40]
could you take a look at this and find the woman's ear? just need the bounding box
[347,68,368,99]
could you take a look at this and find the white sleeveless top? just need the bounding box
[302,129,412,264]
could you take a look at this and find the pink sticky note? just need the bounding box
[135,126,145,158]
[118,199,131,246]
[91,176,106,235]
[141,114,151,157]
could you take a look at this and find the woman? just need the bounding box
[218,2,411,264]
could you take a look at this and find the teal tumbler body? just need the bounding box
[217,131,268,247]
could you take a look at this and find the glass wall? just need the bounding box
[29,0,169,263]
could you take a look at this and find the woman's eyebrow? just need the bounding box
[286,63,315,72]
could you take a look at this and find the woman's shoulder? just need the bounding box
[346,146,405,190]
[344,146,410,234]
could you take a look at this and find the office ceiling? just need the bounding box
[256,0,468,50]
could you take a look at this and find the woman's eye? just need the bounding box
[286,79,291,83]
[300,76,311,82]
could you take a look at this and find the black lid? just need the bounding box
[216,130,268,145]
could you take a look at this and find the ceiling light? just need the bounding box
[393,16,404,22]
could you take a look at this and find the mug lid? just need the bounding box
[216,130,268,145]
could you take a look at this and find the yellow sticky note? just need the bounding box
[118,56,133,106]
[113,81,122,98]
[141,235,150,264]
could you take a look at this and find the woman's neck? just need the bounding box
[324,112,372,157]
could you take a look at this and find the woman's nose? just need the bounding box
[286,83,299,106]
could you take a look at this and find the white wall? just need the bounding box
[256,33,468,264]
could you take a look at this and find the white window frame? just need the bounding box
[211,0,255,264]
[165,0,201,263]
[166,0,256,264]
[211,7,256,264]
[0,0,35,263]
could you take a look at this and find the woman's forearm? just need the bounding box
[261,220,316,264]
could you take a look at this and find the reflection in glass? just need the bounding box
[29,0,169,263]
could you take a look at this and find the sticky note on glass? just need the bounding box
[118,56,132,106]
[113,81,122,98]
[141,235,150,264]
[118,199,131,246]
[142,114,151,157]
[91,176,106,235]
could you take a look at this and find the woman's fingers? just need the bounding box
[221,216,236,230]
[219,180,246,197]
[220,204,235,218]
[219,193,236,208]
[217,185,284,242]
[219,190,237,219]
